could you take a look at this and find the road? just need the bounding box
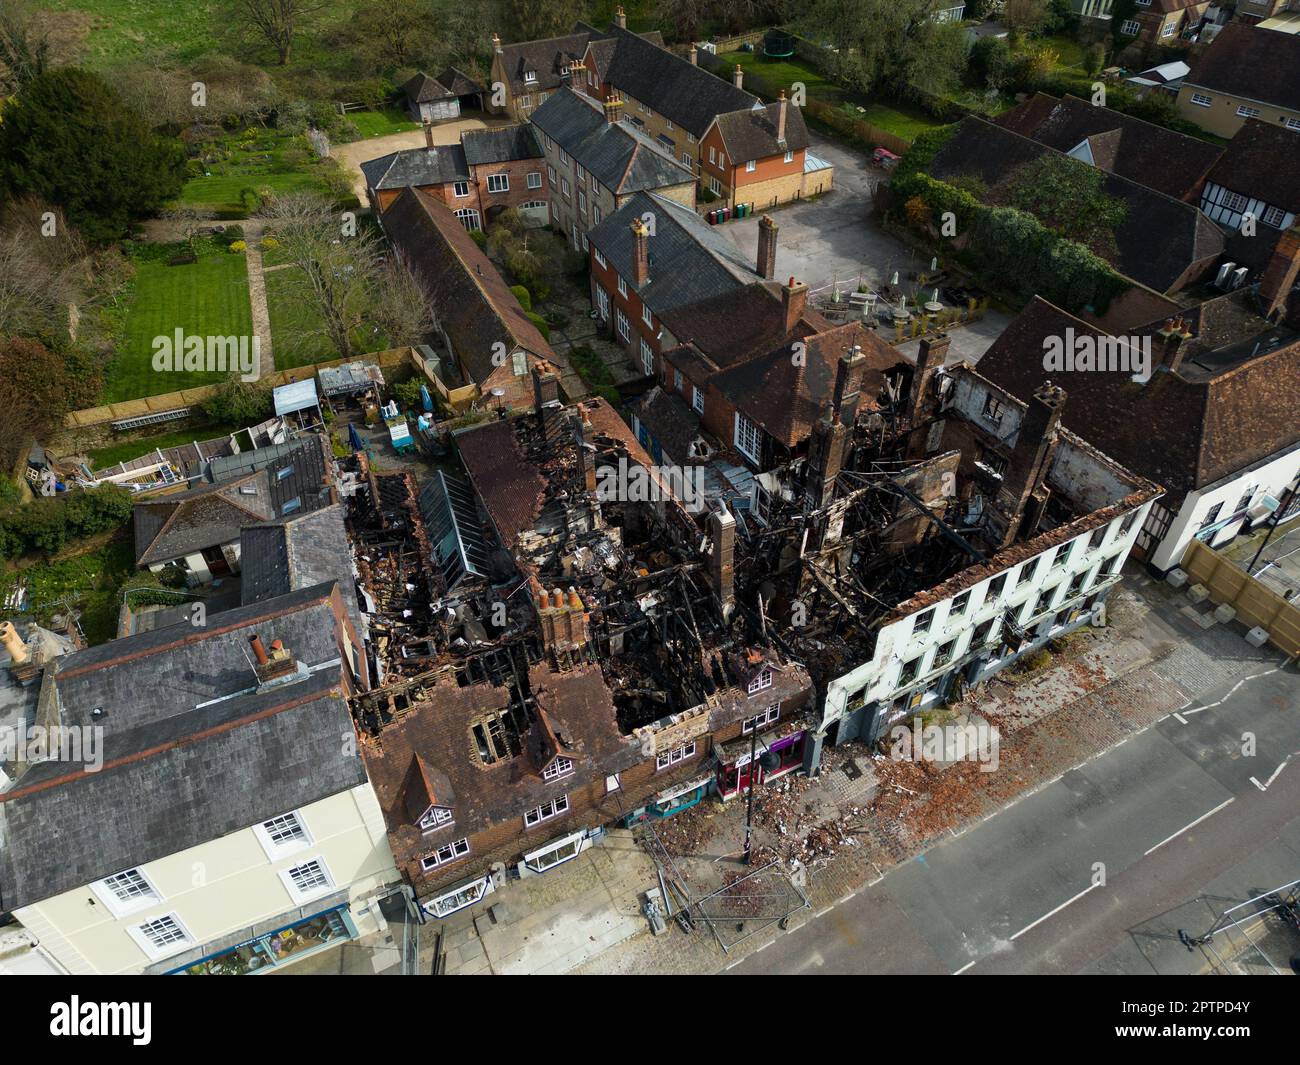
[729,659,1300,975]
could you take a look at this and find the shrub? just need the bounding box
[510,285,532,312]
[526,311,550,340]
[389,378,424,412]
[228,240,247,252]
[202,377,272,424]
[0,484,133,559]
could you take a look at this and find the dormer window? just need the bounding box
[747,667,773,694]
[524,70,537,84]
[542,756,574,781]
[419,805,454,833]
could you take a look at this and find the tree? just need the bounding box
[504,0,586,42]
[1002,0,1050,37]
[0,337,99,469]
[0,198,88,343]
[0,69,187,244]
[1006,153,1128,249]
[202,377,273,424]
[219,0,326,65]
[371,252,434,348]
[0,1,50,94]
[803,0,971,101]
[969,35,1013,91]
[350,0,440,69]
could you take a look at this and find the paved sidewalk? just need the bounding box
[425,567,1289,975]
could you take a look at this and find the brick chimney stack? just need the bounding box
[537,586,590,658]
[776,90,788,147]
[733,64,744,90]
[1156,316,1194,375]
[833,344,868,424]
[908,332,949,429]
[614,5,627,28]
[603,93,623,124]
[532,363,562,434]
[781,275,807,334]
[708,508,736,610]
[423,121,435,149]
[630,217,650,287]
[1259,221,1300,322]
[987,382,1068,550]
[492,33,502,54]
[756,215,778,279]
[805,405,848,509]
[689,45,698,66]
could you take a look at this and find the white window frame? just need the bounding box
[747,667,773,694]
[487,173,509,194]
[561,177,571,199]
[593,205,602,224]
[784,150,794,163]
[641,303,652,327]
[91,867,163,918]
[742,703,780,734]
[596,286,610,319]
[454,207,480,232]
[640,338,655,375]
[524,794,570,828]
[594,247,607,269]
[543,756,574,781]
[523,830,585,873]
[547,164,557,184]
[616,307,630,341]
[656,741,697,771]
[1261,204,1286,227]
[280,857,335,904]
[709,176,722,195]
[1190,92,1213,107]
[617,276,628,298]
[735,411,762,464]
[746,159,756,172]
[1161,19,1176,35]
[1121,18,1140,34]
[558,147,570,166]
[606,773,621,793]
[692,386,704,415]
[1237,105,1261,118]
[420,837,470,872]
[708,146,716,164]
[527,171,542,190]
[419,805,454,833]
[453,180,470,198]
[253,810,313,860]
[1285,117,1300,132]
[128,912,193,961]
[687,132,696,144]
[524,70,537,84]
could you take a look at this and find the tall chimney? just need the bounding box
[532,363,561,425]
[249,633,270,666]
[603,93,623,124]
[708,508,736,610]
[1155,316,1193,375]
[987,382,1068,550]
[733,64,744,90]
[689,45,698,66]
[805,406,848,509]
[492,32,502,54]
[833,344,868,424]
[776,90,788,147]
[756,214,778,279]
[781,276,807,334]
[908,333,950,429]
[1259,222,1300,322]
[423,121,435,149]
[0,621,29,667]
[614,5,627,28]
[630,217,650,287]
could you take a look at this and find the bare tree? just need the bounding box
[371,251,433,349]
[0,200,86,341]
[220,0,326,65]
[0,1,50,94]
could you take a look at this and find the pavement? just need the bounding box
[331,117,508,201]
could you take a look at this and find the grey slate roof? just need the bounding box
[461,124,543,166]
[434,67,484,98]
[0,582,364,910]
[713,99,811,164]
[497,27,597,95]
[361,144,470,192]
[529,89,694,195]
[594,26,757,137]
[402,71,455,103]
[587,191,759,320]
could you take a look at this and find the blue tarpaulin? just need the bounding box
[348,423,363,452]
[420,384,433,413]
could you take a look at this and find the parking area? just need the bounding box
[714,131,1010,365]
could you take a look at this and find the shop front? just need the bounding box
[169,904,358,974]
[716,727,808,800]
[420,872,496,920]
[622,774,713,827]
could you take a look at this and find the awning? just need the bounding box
[273,378,319,417]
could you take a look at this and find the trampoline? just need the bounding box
[762,29,795,59]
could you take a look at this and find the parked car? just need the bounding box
[871,147,901,169]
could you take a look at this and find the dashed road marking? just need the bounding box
[1144,797,1235,855]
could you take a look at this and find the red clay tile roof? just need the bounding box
[1207,118,1300,214]
[453,416,549,550]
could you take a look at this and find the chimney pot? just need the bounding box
[733,64,744,89]
[689,45,698,65]
[756,215,778,279]
[249,633,270,666]
[615,5,627,28]
[0,621,29,667]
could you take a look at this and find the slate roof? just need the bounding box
[976,295,1300,499]
[496,25,600,95]
[712,99,811,164]
[631,386,703,465]
[994,94,1222,202]
[453,416,548,550]
[1184,23,1300,113]
[587,191,758,321]
[1207,118,1300,213]
[361,145,469,192]
[461,124,543,166]
[528,88,694,195]
[0,583,364,909]
[929,117,1224,293]
[381,187,557,385]
[240,502,356,604]
[402,71,456,103]
[134,437,331,566]
[708,322,901,448]
[592,26,758,138]
[434,67,484,98]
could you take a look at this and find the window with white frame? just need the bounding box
[1237,105,1261,118]
[254,810,312,859]
[692,386,704,415]
[524,70,537,84]
[1224,190,1248,212]
[594,247,607,268]
[709,176,722,195]
[524,832,583,873]
[527,171,542,189]
[687,132,696,143]
[708,146,716,164]
[1121,18,1140,34]
[596,286,610,319]
[519,95,531,109]
[130,913,192,960]
[453,180,470,198]
[547,164,557,183]
[93,868,161,916]
[1286,117,1300,132]
[419,805,454,832]
[605,773,621,793]
[578,189,587,214]
[735,411,762,463]
[742,703,780,733]
[747,667,773,694]
[1261,204,1286,227]
[1161,20,1176,35]
[1190,92,1213,107]
[281,858,333,901]
[784,150,794,163]
[616,308,630,340]
[521,199,546,210]
[642,304,652,326]
[454,207,480,231]
[641,338,654,375]
[524,794,569,827]
[558,148,570,165]
[593,205,602,224]
[420,837,469,871]
[561,177,571,199]
[543,756,573,781]
[617,276,628,297]
[656,741,696,770]
[746,159,756,172]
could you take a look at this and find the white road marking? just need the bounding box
[1010,882,1102,941]
[1144,797,1235,855]
[952,959,978,975]
[1182,669,1281,716]
[1172,712,1188,725]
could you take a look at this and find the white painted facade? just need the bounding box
[12,783,400,975]
[1143,441,1300,571]
[1199,180,1297,233]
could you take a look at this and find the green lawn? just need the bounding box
[87,421,242,469]
[1037,34,1089,72]
[721,50,947,142]
[265,268,388,371]
[178,129,337,214]
[346,107,422,139]
[0,536,136,645]
[107,244,253,402]
[43,0,221,66]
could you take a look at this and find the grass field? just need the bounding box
[42,0,221,66]
[721,50,947,142]
[264,268,388,371]
[179,129,338,213]
[346,107,422,139]
[106,242,253,402]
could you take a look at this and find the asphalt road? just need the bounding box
[728,658,1300,975]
